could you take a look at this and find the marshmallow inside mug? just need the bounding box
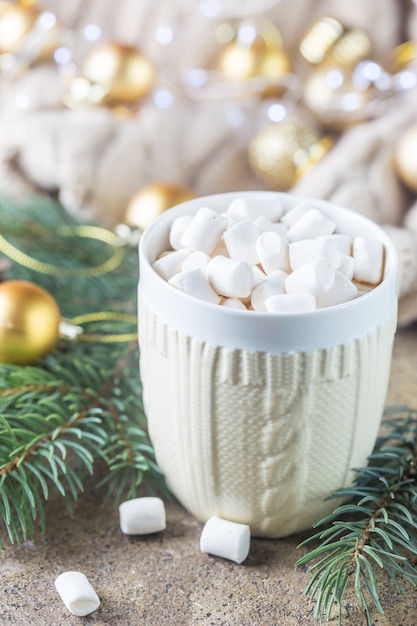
[138,191,398,537]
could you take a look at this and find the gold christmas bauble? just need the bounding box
[0,280,61,365]
[394,125,417,194]
[81,42,155,106]
[299,17,371,69]
[124,183,196,230]
[214,20,290,83]
[0,2,40,54]
[303,67,372,129]
[248,119,331,190]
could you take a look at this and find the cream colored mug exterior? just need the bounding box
[138,192,398,537]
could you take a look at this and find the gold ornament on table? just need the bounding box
[393,124,417,194]
[213,18,291,85]
[65,42,155,110]
[124,182,196,230]
[0,280,61,365]
[248,119,333,190]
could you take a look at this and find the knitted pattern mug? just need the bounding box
[138,192,398,537]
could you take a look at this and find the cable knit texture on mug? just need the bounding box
[139,297,397,537]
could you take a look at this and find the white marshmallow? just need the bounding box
[252,265,267,286]
[316,270,358,308]
[285,259,335,297]
[251,270,288,311]
[220,211,243,229]
[352,237,384,285]
[169,215,193,250]
[281,201,318,227]
[169,268,221,304]
[55,572,100,617]
[226,197,248,219]
[265,292,316,313]
[338,253,355,280]
[200,516,251,564]
[221,298,247,310]
[182,250,210,274]
[255,216,288,235]
[227,197,283,222]
[153,248,191,281]
[207,255,254,298]
[286,209,336,242]
[181,207,227,254]
[317,234,352,255]
[223,220,260,264]
[289,238,341,271]
[256,230,290,275]
[210,238,229,258]
[119,497,166,535]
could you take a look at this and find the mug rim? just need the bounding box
[138,191,398,353]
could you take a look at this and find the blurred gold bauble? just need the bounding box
[124,183,196,230]
[249,119,332,191]
[81,42,155,106]
[0,280,61,365]
[214,20,290,83]
[303,67,372,129]
[0,1,40,54]
[394,125,417,194]
[299,17,371,69]
[388,40,417,74]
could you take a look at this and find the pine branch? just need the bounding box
[0,195,165,547]
[296,406,417,625]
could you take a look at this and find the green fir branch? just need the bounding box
[296,406,417,625]
[0,195,165,547]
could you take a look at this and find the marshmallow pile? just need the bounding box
[152,198,385,313]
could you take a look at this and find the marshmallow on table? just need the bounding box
[153,248,191,281]
[251,269,288,311]
[316,270,358,308]
[200,516,251,564]
[55,571,100,617]
[256,230,290,275]
[289,238,341,271]
[223,220,260,265]
[181,207,227,254]
[169,215,193,250]
[265,292,317,313]
[119,497,166,535]
[352,236,385,285]
[169,268,221,304]
[207,255,254,298]
[286,208,336,242]
[285,258,335,297]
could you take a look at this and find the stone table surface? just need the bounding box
[1,324,417,626]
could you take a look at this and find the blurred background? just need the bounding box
[1,0,417,322]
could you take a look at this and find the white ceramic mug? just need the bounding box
[138,191,398,537]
